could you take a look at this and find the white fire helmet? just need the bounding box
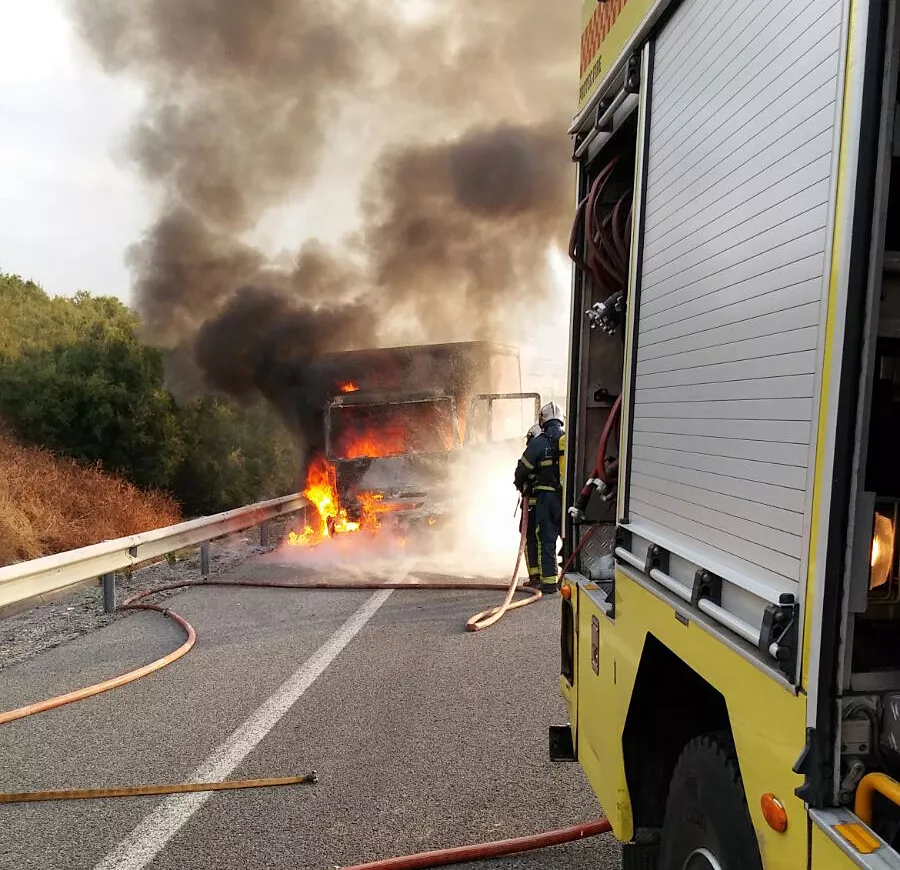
[539,401,565,427]
[526,423,542,442]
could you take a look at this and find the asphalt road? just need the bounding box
[0,540,619,870]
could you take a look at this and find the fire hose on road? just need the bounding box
[0,132,629,870]
[341,819,613,869]
[0,496,540,727]
[466,493,539,631]
[0,506,610,868]
[0,575,540,727]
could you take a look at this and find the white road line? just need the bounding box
[93,562,413,870]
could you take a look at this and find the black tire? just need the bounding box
[658,732,763,870]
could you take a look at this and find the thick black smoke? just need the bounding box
[365,122,571,342]
[69,0,578,452]
[193,286,373,437]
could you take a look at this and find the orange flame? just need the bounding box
[338,428,408,460]
[287,458,407,546]
[287,457,361,546]
[331,407,453,460]
[340,381,360,393]
[289,401,455,546]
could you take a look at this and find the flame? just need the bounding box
[355,491,382,529]
[289,399,456,547]
[331,406,454,460]
[287,457,406,547]
[340,381,360,393]
[339,428,408,459]
[288,456,361,546]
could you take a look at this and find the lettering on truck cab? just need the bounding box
[579,0,630,106]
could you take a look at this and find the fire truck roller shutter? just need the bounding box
[623,0,844,618]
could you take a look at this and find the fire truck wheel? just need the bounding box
[657,732,762,870]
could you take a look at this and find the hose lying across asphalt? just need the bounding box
[342,818,613,869]
[1,501,540,726]
[0,582,540,726]
[0,520,609,866]
[0,594,197,726]
[0,773,319,804]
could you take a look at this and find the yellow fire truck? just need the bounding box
[552,0,900,867]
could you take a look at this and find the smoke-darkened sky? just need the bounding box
[64,0,579,445]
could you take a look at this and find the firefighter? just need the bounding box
[514,403,565,595]
[523,424,543,586]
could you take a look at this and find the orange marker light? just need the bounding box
[760,793,788,833]
[560,585,572,600]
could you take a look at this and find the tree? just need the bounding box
[172,399,299,516]
[0,272,300,515]
[0,334,184,489]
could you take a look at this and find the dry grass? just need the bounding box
[0,432,181,566]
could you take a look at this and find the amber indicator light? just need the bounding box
[760,793,788,833]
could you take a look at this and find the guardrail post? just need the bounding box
[101,573,116,613]
[260,521,270,547]
[200,542,210,576]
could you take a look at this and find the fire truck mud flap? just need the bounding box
[548,725,577,762]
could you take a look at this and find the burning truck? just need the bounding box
[293,341,540,543]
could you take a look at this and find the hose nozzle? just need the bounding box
[569,478,614,524]
[586,292,626,335]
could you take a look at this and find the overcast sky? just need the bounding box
[0,0,154,301]
[0,1,409,302]
[0,1,572,395]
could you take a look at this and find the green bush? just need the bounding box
[0,273,299,516]
[172,399,300,516]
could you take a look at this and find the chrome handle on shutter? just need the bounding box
[616,546,765,654]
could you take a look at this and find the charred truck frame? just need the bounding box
[314,341,539,533]
[554,0,900,867]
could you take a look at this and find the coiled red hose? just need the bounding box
[568,394,622,524]
[569,154,632,296]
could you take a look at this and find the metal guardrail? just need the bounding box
[0,494,308,614]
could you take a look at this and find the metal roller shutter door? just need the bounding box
[626,0,845,599]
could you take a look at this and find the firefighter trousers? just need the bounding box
[533,489,562,583]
